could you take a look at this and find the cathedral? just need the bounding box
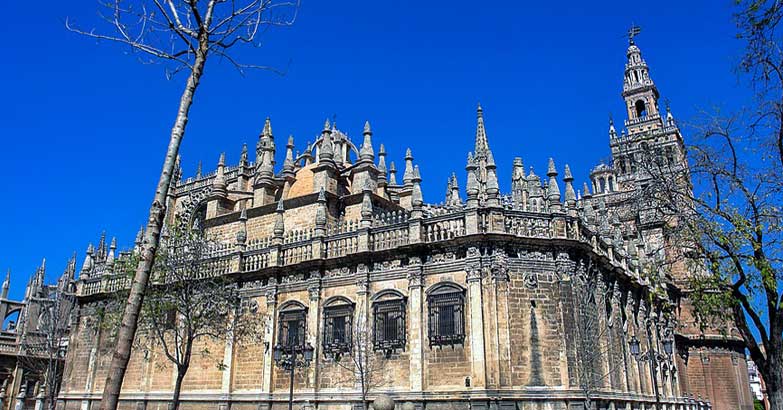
[54,38,753,410]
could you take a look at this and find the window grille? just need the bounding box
[323,304,353,355]
[427,290,465,348]
[278,308,306,347]
[373,299,406,352]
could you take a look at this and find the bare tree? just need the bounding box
[326,318,389,410]
[108,224,265,410]
[66,2,299,409]
[17,282,76,410]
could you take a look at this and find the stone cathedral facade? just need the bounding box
[57,39,753,410]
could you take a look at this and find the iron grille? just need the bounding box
[427,291,465,347]
[278,309,306,347]
[323,304,353,355]
[373,299,406,351]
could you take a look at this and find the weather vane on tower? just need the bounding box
[627,24,642,45]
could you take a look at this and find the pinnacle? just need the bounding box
[379,143,386,155]
[317,187,326,202]
[364,120,372,134]
[263,117,273,137]
[218,152,226,166]
[276,200,285,212]
[405,148,413,159]
[323,118,331,131]
[563,164,574,181]
[413,165,421,181]
[287,135,295,147]
[239,207,248,221]
[547,158,558,177]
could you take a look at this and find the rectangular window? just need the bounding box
[373,299,405,351]
[323,304,353,355]
[428,291,465,348]
[278,309,306,347]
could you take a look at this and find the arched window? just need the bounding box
[322,297,354,357]
[426,283,466,348]
[277,301,307,348]
[372,290,406,356]
[635,100,647,118]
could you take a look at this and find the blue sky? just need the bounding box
[0,1,750,299]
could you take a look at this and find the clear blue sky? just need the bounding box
[0,1,750,300]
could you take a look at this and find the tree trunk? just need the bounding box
[170,367,188,410]
[766,363,783,410]
[99,42,209,410]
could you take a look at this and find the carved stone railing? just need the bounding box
[324,232,360,258]
[281,241,313,265]
[241,249,272,272]
[370,222,409,251]
[422,213,465,243]
[78,206,641,297]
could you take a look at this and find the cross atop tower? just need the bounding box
[627,24,641,45]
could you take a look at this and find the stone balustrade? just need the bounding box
[77,207,637,297]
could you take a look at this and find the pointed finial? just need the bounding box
[563,164,574,181]
[388,161,398,185]
[263,116,273,137]
[474,103,490,156]
[240,143,249,166]
[318,187,327,202]
[196,160,203,178]
[218,152,226,166]
[547,158,558,177]
[360,121,375,161]
[276,199,285,213]
[403,148,414,186]
[323,118,331,131]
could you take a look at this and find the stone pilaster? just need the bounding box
[407,257,424,392]
[307,273,321,391]
[261,281,278,395]
[466,247,486,388]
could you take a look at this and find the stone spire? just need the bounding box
[319,119,335,163]
[665,103,675,126]
[485,150,500,207]
[283,135,296,175]
[81,243,94,275]
[474,104,491,158]
[359,121,375,162]
[388,162,398,185]
[466,153,479,208]
[195,160,203,178]
[240,143,249,168]
[547,158,562,211]
[446,173,462,207]
[213,152,228,196]
[563,164,577,208]
[377,144,388,184]
[106,237,117,267]
[2,270,10,299]
[402,148,414,187]
[609,116,617,139]
[527,166,543,211]
[511,157,526,207]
